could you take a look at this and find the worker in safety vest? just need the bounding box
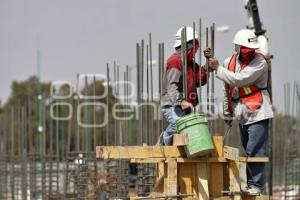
[157,26,207,145]
[204,29,274,195]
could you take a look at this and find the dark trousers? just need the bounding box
[239,119,269,189]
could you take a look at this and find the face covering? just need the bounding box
[240,46,255,55]
[239,46,255,61]
[187,40,199,61]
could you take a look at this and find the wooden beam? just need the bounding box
[209,163,224,198]
[197,163,210,200]
[96,146,185,159]
[152,162,165,193]
[213,136,223,157]
[173,134,189,146]
[130,158,165,163]
[224,146,239,161]
[213,196,270,200]
[178,163,197,196]
[166,158,178,196]
[177,157,227,163]
[229,161,241,200]
[239,157,269,162]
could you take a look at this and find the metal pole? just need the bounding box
[205,27,210,120]
[211,23,215,135]
[93,75,97,148]
[113,61,117,145]
[158,43,162,136]
[10,108,15,200]
[146,45,150,145]
[161,43,165,130]
[117,65,121,145]
[106,64,110,145]
[76,74,80,151]
[136,43,141,145]
[193,22,196,113]
[149,33,154,145]
[84,75,89,153]
[181,27,188,98]
[198,18,202,110]
[140,40,144,144]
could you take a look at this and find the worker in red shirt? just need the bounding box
[157,26,207,145]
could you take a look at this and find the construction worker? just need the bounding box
[158,26,207,145]
[204,29,274,195]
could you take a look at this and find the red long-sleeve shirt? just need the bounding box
[161,52,207,107]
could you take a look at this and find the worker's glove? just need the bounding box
[203,47,212,58]
[224,114,233,127]
[208,58,219,71]
[180,100,193,115]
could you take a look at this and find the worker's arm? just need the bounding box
[166,68,183,105]
[216,57,267,87]
[196,64,207,87]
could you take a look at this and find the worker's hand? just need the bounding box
[208,58,219,71]
[224,114,233,126]
[224,119,232,127]
[180,100,193,110]
[203,48,212,58]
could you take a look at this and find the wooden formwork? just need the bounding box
[96,136,270,200]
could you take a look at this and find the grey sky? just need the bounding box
[0,0,299,112]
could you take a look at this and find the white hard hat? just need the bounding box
[257,35,269,56]
[232,29,260,49]
[173,26,199,48]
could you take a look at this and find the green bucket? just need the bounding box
[176,113,214,157]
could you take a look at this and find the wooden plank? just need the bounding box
[213,136,223,157]
[152,162,165,193]
[178,163,197,197]
[239,157,269,162]
[213,196,270,200]
[224,146,239,161]
[173,134,189,146]
[130,158,165,163]
[166,158,178,196]
[96,146,185,159]
[197,163,210,200]
[209,163,224,198]
[177,157,227,163]
[229,161,241,200]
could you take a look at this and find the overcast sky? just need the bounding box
[0,0,299,112]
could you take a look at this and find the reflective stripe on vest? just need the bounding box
[227,53,264,112]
